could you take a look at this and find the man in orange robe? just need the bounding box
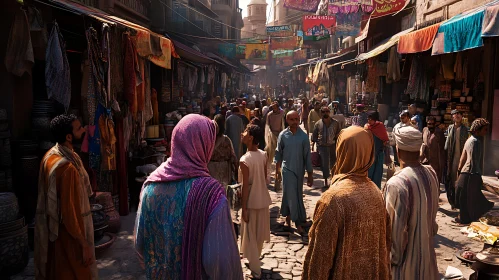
[35,114,97,280]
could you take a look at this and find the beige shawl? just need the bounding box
[34,144,95,279]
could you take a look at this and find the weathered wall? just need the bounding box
[416,0,492,24]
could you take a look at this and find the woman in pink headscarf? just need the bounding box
[134,114,243,280]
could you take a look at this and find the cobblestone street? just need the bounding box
[12,165,499,280]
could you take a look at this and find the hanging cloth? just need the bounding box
[386,46,400,84]
[123,33,137,117]
[5,8,34,77]
[45,21,71,112]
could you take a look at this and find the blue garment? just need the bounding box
[275,127,312,226]
[134,178,242,280]
[368,136,385,189]
[440,10,484,53]
[413,113,423,132]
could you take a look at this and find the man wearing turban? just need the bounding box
[383,125,439,280]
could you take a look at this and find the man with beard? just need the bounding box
[420,116,446,184]
[311,107,340,188]
[275,111,313,234]
[444,110,469,209]
[35,114,97,280]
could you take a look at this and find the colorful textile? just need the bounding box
[146,114,216,184]
[406,57,430,100]
[383,165,440,280]
[136,113,242,279]
[35,144,96,280]
[398,23,441,54]
[45,21,71,112]
[386,46,400,83]
[275,127,313,226]
[482,4,499,37]
[303,126,390,280]
[182,177,225,279]
[284,0,320,12]
[439,10,485,53]
[5,9,34,77]
[365,121,389,142]
[98,114,117,171]
[124,33,137,116]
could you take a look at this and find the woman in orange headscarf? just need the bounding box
[303,126,391,280]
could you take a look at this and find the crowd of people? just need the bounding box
[32,94,493,279]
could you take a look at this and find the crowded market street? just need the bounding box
[12,162,499,280]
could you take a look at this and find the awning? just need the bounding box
[325,49,357,68]
[49,0,178,69]
[356,27,414,61]
[207,52,237,68]
[334,27,413,67]
[173,41,218,64]
[398,23,441,54]
[431,0,499,55]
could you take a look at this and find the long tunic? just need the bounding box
[37,154,96,280]
[421,127,445,183]
[134,179,243,279]
[303,177,391,280]
[225,114,245,160]
[383,165,440,280]
[275,127,313,226]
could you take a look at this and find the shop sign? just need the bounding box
[371,0,409,18]
[237,44,269,60]
[284,0,321,13]
[218,43,236,59]
[303,15,336,41]
[333,11,364,38]
[270,36,302,50]
[266,25,294,37]
[273,50,294,58]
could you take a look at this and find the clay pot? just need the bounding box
[95,192,121,233]
[0,225,29,276]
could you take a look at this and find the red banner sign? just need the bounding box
[303,15,336,40]
[371,0,408,18]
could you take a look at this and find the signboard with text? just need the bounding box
[236,44,269,61]
[371,0,408,18]
[266,25,294,37]
[270,36,302,50]
[303,15,336,41]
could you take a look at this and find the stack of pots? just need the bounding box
[0,193,29,276]
[95,192,121,233]
[32,99,55,141]
[91,204,109,242]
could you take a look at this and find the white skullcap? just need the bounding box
[393,123,423,152]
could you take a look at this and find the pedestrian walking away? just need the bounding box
[134,114,243,280]
[303,126,391,280]
[384,124,439,280]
